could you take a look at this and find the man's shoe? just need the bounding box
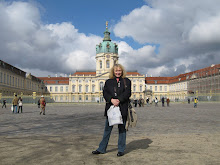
[92,150,102,154]
[117,152,124,157]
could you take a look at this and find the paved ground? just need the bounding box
[0,102,219,165]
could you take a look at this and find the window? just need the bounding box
[4,73,6,84]
[0,72,2,83]
[55,86,58,92]
[160,86,162,91]
[86,95,88,101]
[155,86,157,91]
[86,85,89,93]
[60,96,63,101]
[72,96,75,101]
[92,96,96,102]
[7,75,9,85]
[79,95,82,101]
[100,61,102,69]
[150,86,152,90]
[106,60,110,68]
[60,86,63,92]
[140,85,142,92]
[92,85,95,93]
[165,86,167,91]
[100,82,104,91]
[133,85,136,92]
[79,85,82,93]
[66,86,68,92]
[50,87,53,92]
[72,85,75,92]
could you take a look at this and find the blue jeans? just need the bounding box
[97,117,127,153]
[13,105,17,113]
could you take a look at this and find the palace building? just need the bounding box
[0,60,43,98]
[39,22,145,102]
[145,64,220,102]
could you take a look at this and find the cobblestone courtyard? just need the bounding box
[0,102,219,165]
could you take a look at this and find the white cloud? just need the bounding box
[0,0,220,78]
[0,1,101,76]
[114,0,220,76]
[188,14,220,45]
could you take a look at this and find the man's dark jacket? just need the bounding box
[103,77,131,117]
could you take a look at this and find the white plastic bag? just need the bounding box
[11,105,13,111]
[107,105,123,126]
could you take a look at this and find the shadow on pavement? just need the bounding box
[125,138,153,154]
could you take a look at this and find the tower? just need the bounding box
[95,21,119,76]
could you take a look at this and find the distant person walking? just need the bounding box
[134,99,137,107]
[188,98,190,104]
[194,98,198,108]
[167,98,170,107]
[12,94,19,113]
[155,97,158,107]
[2,99,6,108]
[18,97,23,113]
[40,95,46,115]
[138,98,142,107]
[162,97,165,107]
[141,98,144,107]
[38,99,40,108]
[146,97,149,106]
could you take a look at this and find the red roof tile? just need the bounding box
[72,72,96,76]
[38,77,69,85]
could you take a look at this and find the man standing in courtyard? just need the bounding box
[12,94,19,113]
[40,95,46,115]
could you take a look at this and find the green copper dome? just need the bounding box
[96,25,118,54]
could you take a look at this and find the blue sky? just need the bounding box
[35,0,147,49]
[0,0,220,77]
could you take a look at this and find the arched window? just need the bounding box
[100,82,104,91]
[100,61,102,69]
[106,60,110,68]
